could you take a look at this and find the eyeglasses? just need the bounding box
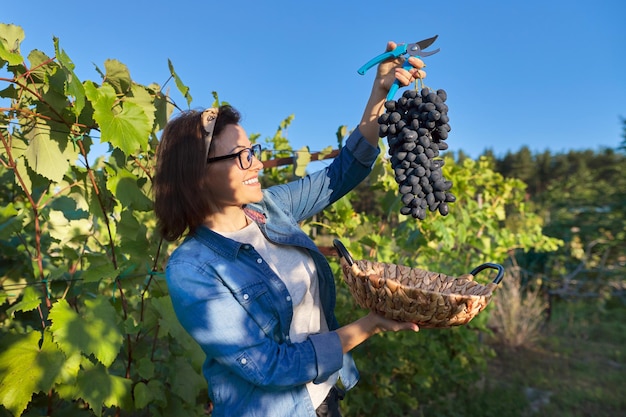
[206,144,262,170]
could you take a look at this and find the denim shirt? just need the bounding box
[166,127,380,417]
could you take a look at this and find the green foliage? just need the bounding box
[488,140,626,302]
[49,297,123,367]
[258,113,298,185]
[0,331,66,415]
[0,23,206,417]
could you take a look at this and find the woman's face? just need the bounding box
[205,124,264,210]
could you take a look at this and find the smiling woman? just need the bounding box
[152,41,426,417]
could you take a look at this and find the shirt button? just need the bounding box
[243,294,249,300]
[240,358,247,365]
[286,296,291,302]
[242,244,250,250]
[256,258,263,264]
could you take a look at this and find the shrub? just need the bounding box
[488,263,547,348]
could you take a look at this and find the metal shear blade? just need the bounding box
[408,35,440,57]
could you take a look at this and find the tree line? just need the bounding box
[438,120,625,297]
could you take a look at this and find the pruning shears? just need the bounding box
[357,35,440,101]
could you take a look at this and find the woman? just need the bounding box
[153,42,426,417]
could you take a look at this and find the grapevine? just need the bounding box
[378,85,456,219]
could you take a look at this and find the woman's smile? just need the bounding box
[243,176,260,186]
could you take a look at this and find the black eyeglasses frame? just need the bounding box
[206,143,262,169]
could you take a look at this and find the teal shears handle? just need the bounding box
[386,59,415,101]
[357,36,439,101]
[357,44,409,76]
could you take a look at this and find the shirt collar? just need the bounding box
[191,205,267,259]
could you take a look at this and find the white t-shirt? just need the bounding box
[221,220,337,408]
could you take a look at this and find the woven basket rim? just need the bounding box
[346,258,498,299]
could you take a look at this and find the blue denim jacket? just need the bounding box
[166,127,380,417]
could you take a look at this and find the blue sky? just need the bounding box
[3,0,625,159]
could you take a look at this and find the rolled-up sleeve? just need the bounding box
[308,332,344,383]
[344,127,380,168]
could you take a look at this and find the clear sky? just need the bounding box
[3,0,625,159]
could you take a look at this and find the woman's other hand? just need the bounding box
[336,311,419,353]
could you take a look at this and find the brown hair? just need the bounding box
[153,105,241,241]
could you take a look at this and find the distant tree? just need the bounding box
[451,149,472,164]
[617,117,626,152]
[531,150,552,194]
[480,148,497,168]
[498,146,534,185]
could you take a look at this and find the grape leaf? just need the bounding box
[136,357,155,380]
[293,146,311,178]
[128,84,156,129]
[168,356,205,404]
[25,49,55,85]
[24,122,70,183]
[81,253,118,283]
[58,361,132,416]
[0,23,24,66]
[154,88,175,132]
[5,285,42,316]
[133,381,154,409]
[336,125,347,146]
[48,210,92,245]
[9,130,28,159]
[54,37,86,116]
[0,330,66,417]
[167,59,192,107]
[84,82,151,156]
[0,83,17,99]
[151,297,205,368]
[117,209,144,239]
[145,379,167,407]
[318,145,334,160]
[49,297,123,367]
[104,59,132,94]
[48,195,89,221]
[106,171,153,211]
[0,203,22,239]
[151,296,189,341]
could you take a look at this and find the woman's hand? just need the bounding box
[366,311,420,334]
[336,311,419,353]
[359,41,427,145]
[374,41,427,93]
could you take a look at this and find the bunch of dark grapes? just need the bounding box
[378,87,456,220]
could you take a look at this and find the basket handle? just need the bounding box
[333,239,354,266]
[470,263,505,284]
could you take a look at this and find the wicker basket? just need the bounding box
[333,239,504,328]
